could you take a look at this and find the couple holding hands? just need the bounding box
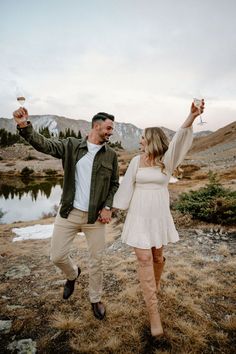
[13,99,205,338]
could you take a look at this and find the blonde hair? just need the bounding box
[143,127,169,173]
[144,127,182,177]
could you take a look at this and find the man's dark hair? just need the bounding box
[92,112,115,127]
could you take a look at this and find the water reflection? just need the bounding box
[0,178,63,201]
[0,177,63,224]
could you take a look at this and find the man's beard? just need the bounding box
[100,134,111,143]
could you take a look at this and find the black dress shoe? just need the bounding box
[91,301,106,320]
[63,267,81,300]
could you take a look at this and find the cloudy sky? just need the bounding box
[0,0,235,131]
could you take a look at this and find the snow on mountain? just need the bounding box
[0,114,213,150]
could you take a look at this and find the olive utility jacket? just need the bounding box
[18,123,119,223]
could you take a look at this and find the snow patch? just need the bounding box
[12,224,85,242]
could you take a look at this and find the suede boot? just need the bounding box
[137,264,163,337]
[153,257,165,292]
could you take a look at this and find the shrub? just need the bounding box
[20,166,34,177]
[0,208,6,221]
[23,154,38,161]
[44,169,57,176]
[174,171,236,225]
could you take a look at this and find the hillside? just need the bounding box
[190,121,236,154]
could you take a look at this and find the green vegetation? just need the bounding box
[0,128,24,147]
[0,208,5,221]
[39,126,51,138]
[0,127,83,147]
[58,128,82,139]
[23,154,38,161]
[20,166,34,177]
[44,169,58,176]
[174,171,236,225]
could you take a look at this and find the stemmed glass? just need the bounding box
[17,96,26,107]
[16,87,27,124]
[16,86,26,107]
[193,98,206,125]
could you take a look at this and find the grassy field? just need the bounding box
[0,217,235,354]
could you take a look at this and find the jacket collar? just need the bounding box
[80,137,108,151]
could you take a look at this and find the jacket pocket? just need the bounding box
[98,161,113,176]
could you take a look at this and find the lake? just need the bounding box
[0,178,63,224]
[0,176,178,224]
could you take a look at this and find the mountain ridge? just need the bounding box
[0,115,175,150]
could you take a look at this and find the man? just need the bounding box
[13,108,119,320]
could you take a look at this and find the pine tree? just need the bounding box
[39,126,51,138]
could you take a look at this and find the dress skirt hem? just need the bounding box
[121,236,179,250]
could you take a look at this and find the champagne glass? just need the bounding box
[17,96,26,107]
[15,87,27,124]
[193,98,206,125]
[15,86,26,107]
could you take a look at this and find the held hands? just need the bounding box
[13,107,29,127]
[98,208,112,224]
[190,99,205,119]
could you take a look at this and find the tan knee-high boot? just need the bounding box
[137,264,163,337]
[153,257,165,292]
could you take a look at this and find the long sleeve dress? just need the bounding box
[112,126,193,249]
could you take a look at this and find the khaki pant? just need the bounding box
[51,208,105,303]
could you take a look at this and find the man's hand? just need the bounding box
[13,107,29,127]
[98,208,112,224]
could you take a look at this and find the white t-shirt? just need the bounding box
[73,141,103,211]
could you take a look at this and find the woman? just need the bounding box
[112,100,205,337]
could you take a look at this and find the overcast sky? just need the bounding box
[0,0,235,131]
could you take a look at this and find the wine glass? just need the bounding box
[193,98,206,125]
[17,96,26,107]
[15,87,27,124]
[15,86,26,107]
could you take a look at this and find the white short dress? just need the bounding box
[112,127,193,249]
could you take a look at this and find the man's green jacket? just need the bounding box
[18,123,119,223]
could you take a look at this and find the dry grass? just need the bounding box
[217,244,231,257]
[0,220,235,354]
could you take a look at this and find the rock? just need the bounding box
[6,265,31,279]
[214,235,220,240]
[194,229,204,236]
[221,236,229,241]
[2,295,11,300]
[211,255,224,262]
[52,280,65,286]
[219,227,225,235]
[8,338,37,353]
[0,320,12,333]
[32,292,39,297]
[7,305,25,310]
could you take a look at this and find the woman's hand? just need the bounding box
[181,99,205,128]
[190,99,205,119]
[97,208,112,224]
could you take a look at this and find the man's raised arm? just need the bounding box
[13,107,65,159]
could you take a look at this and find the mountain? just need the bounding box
[193,130,212,138]
[189,121,236,154]
[0,115,175,151]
